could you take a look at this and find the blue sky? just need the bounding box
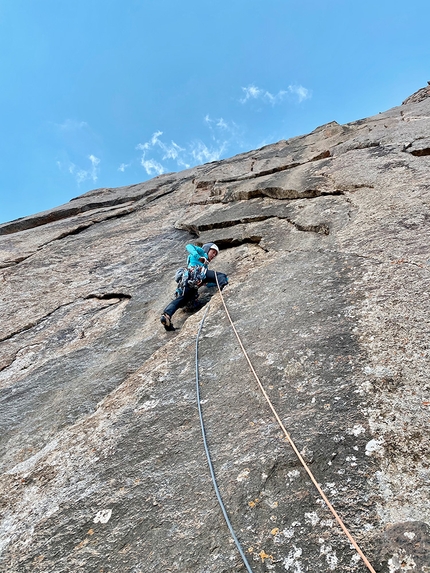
[1,0,429,224]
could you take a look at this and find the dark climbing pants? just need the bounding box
[163,284,198,318]
[205,270,228,289]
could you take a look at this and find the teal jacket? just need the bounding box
[186,244,208,268]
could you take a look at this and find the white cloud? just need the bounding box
[204,114,220,126]
[75,154,100,184]
[240,85,265,103]
[240,83,311,105]
[57,119,88,131]
[288,84,311,102]
[133,119,240,177]
[137,133,165,174]
[190,140,227,164]
[118,162,131,172]
[240,84,288,105]
[150,130,163,146]
[56,154,100,184]
[216,118,228,129]
[137,131,185,161]
[161,140,185,161]
[54,119,103,186]
[204,114,236,132]
[141,158,164,176]
[57,159,76,174]
[137,130,163,152]
[176,157,191,169]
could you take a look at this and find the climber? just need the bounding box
[160,242,228,331]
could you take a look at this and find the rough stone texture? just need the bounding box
[0,86,429,573]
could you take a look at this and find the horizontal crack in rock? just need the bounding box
[410,148,430,156]
[195,151,332,188]
[51,208,136,242]
[0,199,138,236]
[182,214,331,236]
[0,301,76,343]
[0,208,137,270]
[223,187,344,203]
[0,177,186,237]
[85,293,132,301]
[226,161,302,182]
[0,255,34,269]
[213,236,265,249]
[0,293,131,344]
[184,215,273,234]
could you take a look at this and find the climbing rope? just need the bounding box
[211,273,377,573]
[195,304,254,573]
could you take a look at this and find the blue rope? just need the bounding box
[195,305,254,573]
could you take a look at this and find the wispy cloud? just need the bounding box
[135,124,234,176]
[127,110,249,178]
[204,114,239,135]
[118,162,131,172]
[136,131,189,174]
[57,119,89,131]
[138,130,163,151]
[240,83,311,105]
[141,158,164,176]
[190,140,227,163]
[54,119,103,186]
[287,84,311,102]
[58,154,100,184]
[56,159,76,175]
[76,154,100,184]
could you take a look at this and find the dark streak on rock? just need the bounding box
[52,208,136,242]
[213,236,264,249]
[289,220,330,235]
[0,209,137,270]
[0,255,34,269]
[0,293,130,344]
[85,293,132,301]
[238,161,302,180]
[0,198,137,236]
[410,148,430,157]
[310,150,332,161]
[197,151,332,188]
[0,178,186,237]
[0,356,15,373]
[0,302,75,344]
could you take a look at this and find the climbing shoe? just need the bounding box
[160,313,175,331]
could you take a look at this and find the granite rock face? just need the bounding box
[0,87,429,573]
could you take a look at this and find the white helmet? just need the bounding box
[202,242,219,254]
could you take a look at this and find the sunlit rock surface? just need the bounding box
[0,86,429,573]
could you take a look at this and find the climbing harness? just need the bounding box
[176,266,207,296]
[174,267,186,283]
[195,274,377,573]
[195,305,254,573]
[187,265,207,288]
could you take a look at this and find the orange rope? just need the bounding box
[214,275,376,573]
